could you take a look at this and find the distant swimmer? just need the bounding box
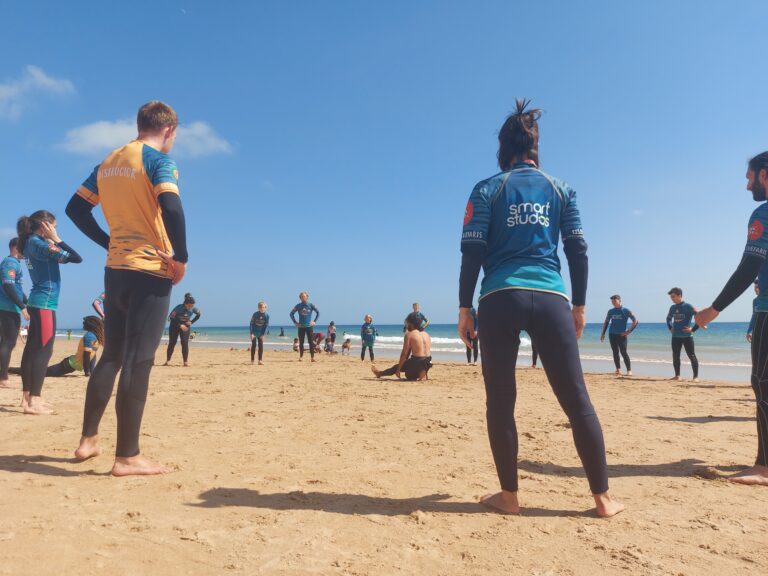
[465,307,479,365]
[250,301,269,365]
[0,238,29,389]
[599,294,638,376]
[360,314,377,362]
[747,281,759,343]
[404,302,429,332]
[10,316,103,378]
[457,100,623,517]
[372,312,431,380]
[165,293,201,366]
[66,100,188,476]
[17,211,82,414]
[695,152,768,486]
[666,287,700,382]
[290,291,319,362]
[92,291,106,319]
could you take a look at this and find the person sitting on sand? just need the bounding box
[372,312,432,381]
[341,338,352,355]
[293,337,299,352]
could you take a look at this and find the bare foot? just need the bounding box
[371,366,381,378]
[670,375,681,381]
[163,362,169,366]
[183,362,189,367]
[111,454,174,477]
[74,436,103,461]
[614,369,621,376]
[692,377,700,383]
[626,371,633,376]
[24,400,55,415]
[594,492,625,518]
[728,465,768,486]
[311,358,316,362]
[258,361,264,365]
[480,490,520,515]
[0,379,13,389]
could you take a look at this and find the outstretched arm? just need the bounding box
[697,255,763,328]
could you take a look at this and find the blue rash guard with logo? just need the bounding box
[604,307,635,334]
[250,311,270,338]
[461,162,584,300]
[745,203,768,312]
[361,322,377,345]
[290,302,319,328]
[0,256,25,313]
[666,303,698,338]
[169,304,201,325]
[25,235,73,310]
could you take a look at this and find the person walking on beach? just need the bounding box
[0,238,29,389]
[599,294,638,376]
[17,211,82,414]
[465,306,479,365]
[66,100,188,475]
[360,314,377,361]
[250,301,269,365]
[290,291,319,361]
[165,293,201,366]
[327,320,337,352]
[372,312,431,380]
[666,287,700,382]
[696,151,768,486]
[747,281,759,343]
[457,99,623,517]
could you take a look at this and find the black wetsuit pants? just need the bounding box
[377,356,432,380]
[466,332,478,363]
[167,321,190,363]
[531,342,538,367]
[82,268,171,458]
[749,312,768,466]
[298,327,314,359]
[609,333,631,371]
[671,336,698,378]
[251,336,264,362]
[0,310,21,381]
[478,289,609,494]
[361,344,374,361]
[20,307,56,396]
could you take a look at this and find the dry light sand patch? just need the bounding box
[1,342,767,575]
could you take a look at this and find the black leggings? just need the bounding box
[167,322,190,363]
[361,344,374,361]
[531,342,538,366]
[671,337,698,378]
[0,310,21,380]
[298,326,314,358]
[11,355,94,377]
[82,268,171,458]
[478,289,609,495]
[466,332,478,363]
[609,333,631,371]
[251,336,264,362]
[750,311,768,466]
[20,307,56,396]
[377,356,432,380]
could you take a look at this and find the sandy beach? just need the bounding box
[1,341,767,575]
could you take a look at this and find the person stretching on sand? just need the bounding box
[66,100,188,475]
[165,293,201,366]
[696,151,768,486]
[457,99,623,517]
[372,312,432,380]
[599,294,638,376]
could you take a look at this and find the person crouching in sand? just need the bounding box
[372,312,432,380]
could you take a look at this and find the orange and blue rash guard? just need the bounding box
[76,140,180,279]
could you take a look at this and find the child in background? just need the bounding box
[360,314,377,362]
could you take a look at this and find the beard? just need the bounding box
[753,179,767,202]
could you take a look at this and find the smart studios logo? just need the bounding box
[507,201,551,228]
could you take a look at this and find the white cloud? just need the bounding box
[58,119,233,158]
[0,65,75,120]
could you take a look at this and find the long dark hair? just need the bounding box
[82,315,105,345]
[184,292,195,305]
[497,98,542,171]
[16,210,55,253]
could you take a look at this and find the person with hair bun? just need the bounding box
[457,99,623,517]
[16,210,82,414]
[165,293,200,366]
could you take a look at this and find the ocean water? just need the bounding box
[58,321,753,383]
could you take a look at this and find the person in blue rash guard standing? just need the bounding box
[360,314,377,361]
[0,238,30,389]
[165,293,201,366]
[17,211,82,414]
[747,281,759,343]
[290,291,319,362]
[696,151,768,487]
[666,287,700,382]
[457,99,623,517]
[599,294,638,376]
[250,301,269,365]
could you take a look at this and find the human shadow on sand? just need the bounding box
[191,488,586,517]
[518,458,743,479]
[0,454,106,477]
[647,415,754,424]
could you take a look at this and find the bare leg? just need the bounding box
[480,490,519,514]
[728,465,768,486]
[74,435,103,461]
[111,454,173,477]
[593,492,625,517]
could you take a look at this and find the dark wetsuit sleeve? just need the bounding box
[563,237,588,306]
[57,241,82,264]
[459,243,486,308]
[65,194,110,250]
[666,308,673,329]
[712,255,763,312]
[158,192,188,264]
[190,309,201,324]
[2,284,25,309]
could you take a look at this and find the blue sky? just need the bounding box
[1,1,765,328]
